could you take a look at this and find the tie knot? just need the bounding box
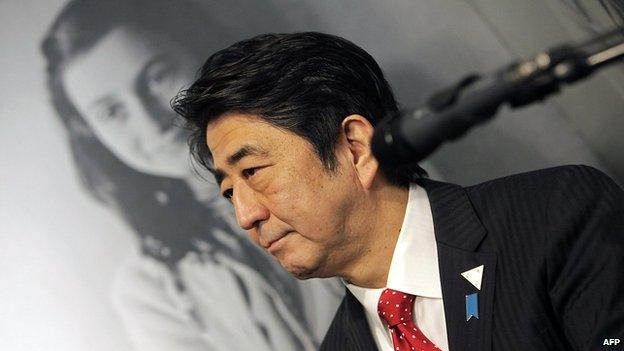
[377,288,415,327]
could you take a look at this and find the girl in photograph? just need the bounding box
[42,0,342,349]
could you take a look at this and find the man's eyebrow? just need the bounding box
[214,144,269,188]
[226,144,268,166]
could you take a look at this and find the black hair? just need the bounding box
[173,32,426,187]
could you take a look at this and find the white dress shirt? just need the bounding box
[345,184,449,351]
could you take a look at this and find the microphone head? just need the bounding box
[372,112,424,169]
[372,114,429,184]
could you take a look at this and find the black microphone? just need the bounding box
[372,28,624,168]
[372,74,519,168]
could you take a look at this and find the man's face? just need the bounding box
[206,113,366,279]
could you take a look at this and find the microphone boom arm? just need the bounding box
[373,28,624,167]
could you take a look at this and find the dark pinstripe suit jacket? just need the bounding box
[320,165,624,351]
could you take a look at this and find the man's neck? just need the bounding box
[342,184,410,288]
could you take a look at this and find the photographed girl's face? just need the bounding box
[63,25,199,178]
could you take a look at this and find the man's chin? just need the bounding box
[278,255,326,279]
[273,240,332,279]
[283,263,317,280]
[281,257,335,280]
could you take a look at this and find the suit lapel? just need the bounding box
[437,243,496,351]
[420,179,496,351]
[342,289,379,351]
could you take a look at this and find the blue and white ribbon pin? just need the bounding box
[465,293,479,321]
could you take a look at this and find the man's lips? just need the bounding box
[261,232,289,250]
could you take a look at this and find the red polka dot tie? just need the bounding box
[377,288,440,351]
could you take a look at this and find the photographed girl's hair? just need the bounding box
[40,0,268,269]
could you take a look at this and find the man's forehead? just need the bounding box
[209,111,294,140]
[207,114,258,152]
[206,113,282,164]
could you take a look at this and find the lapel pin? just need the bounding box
[466,293,479,321]
[461,264,484,290]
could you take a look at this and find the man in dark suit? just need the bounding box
[172,32,624,351]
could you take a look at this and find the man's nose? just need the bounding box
[232,184,269,231]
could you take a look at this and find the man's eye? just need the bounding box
[242,168,257,178]
[222,188,233,200]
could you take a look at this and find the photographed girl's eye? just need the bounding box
[99,101,128,122]
[143,58,177,94]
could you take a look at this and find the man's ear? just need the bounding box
[340,114,379,189]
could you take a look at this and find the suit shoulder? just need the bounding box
[466,165,619,202]
[462,165,623,243]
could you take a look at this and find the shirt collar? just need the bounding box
[345,183,442,300]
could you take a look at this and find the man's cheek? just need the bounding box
[268,186,300,213]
